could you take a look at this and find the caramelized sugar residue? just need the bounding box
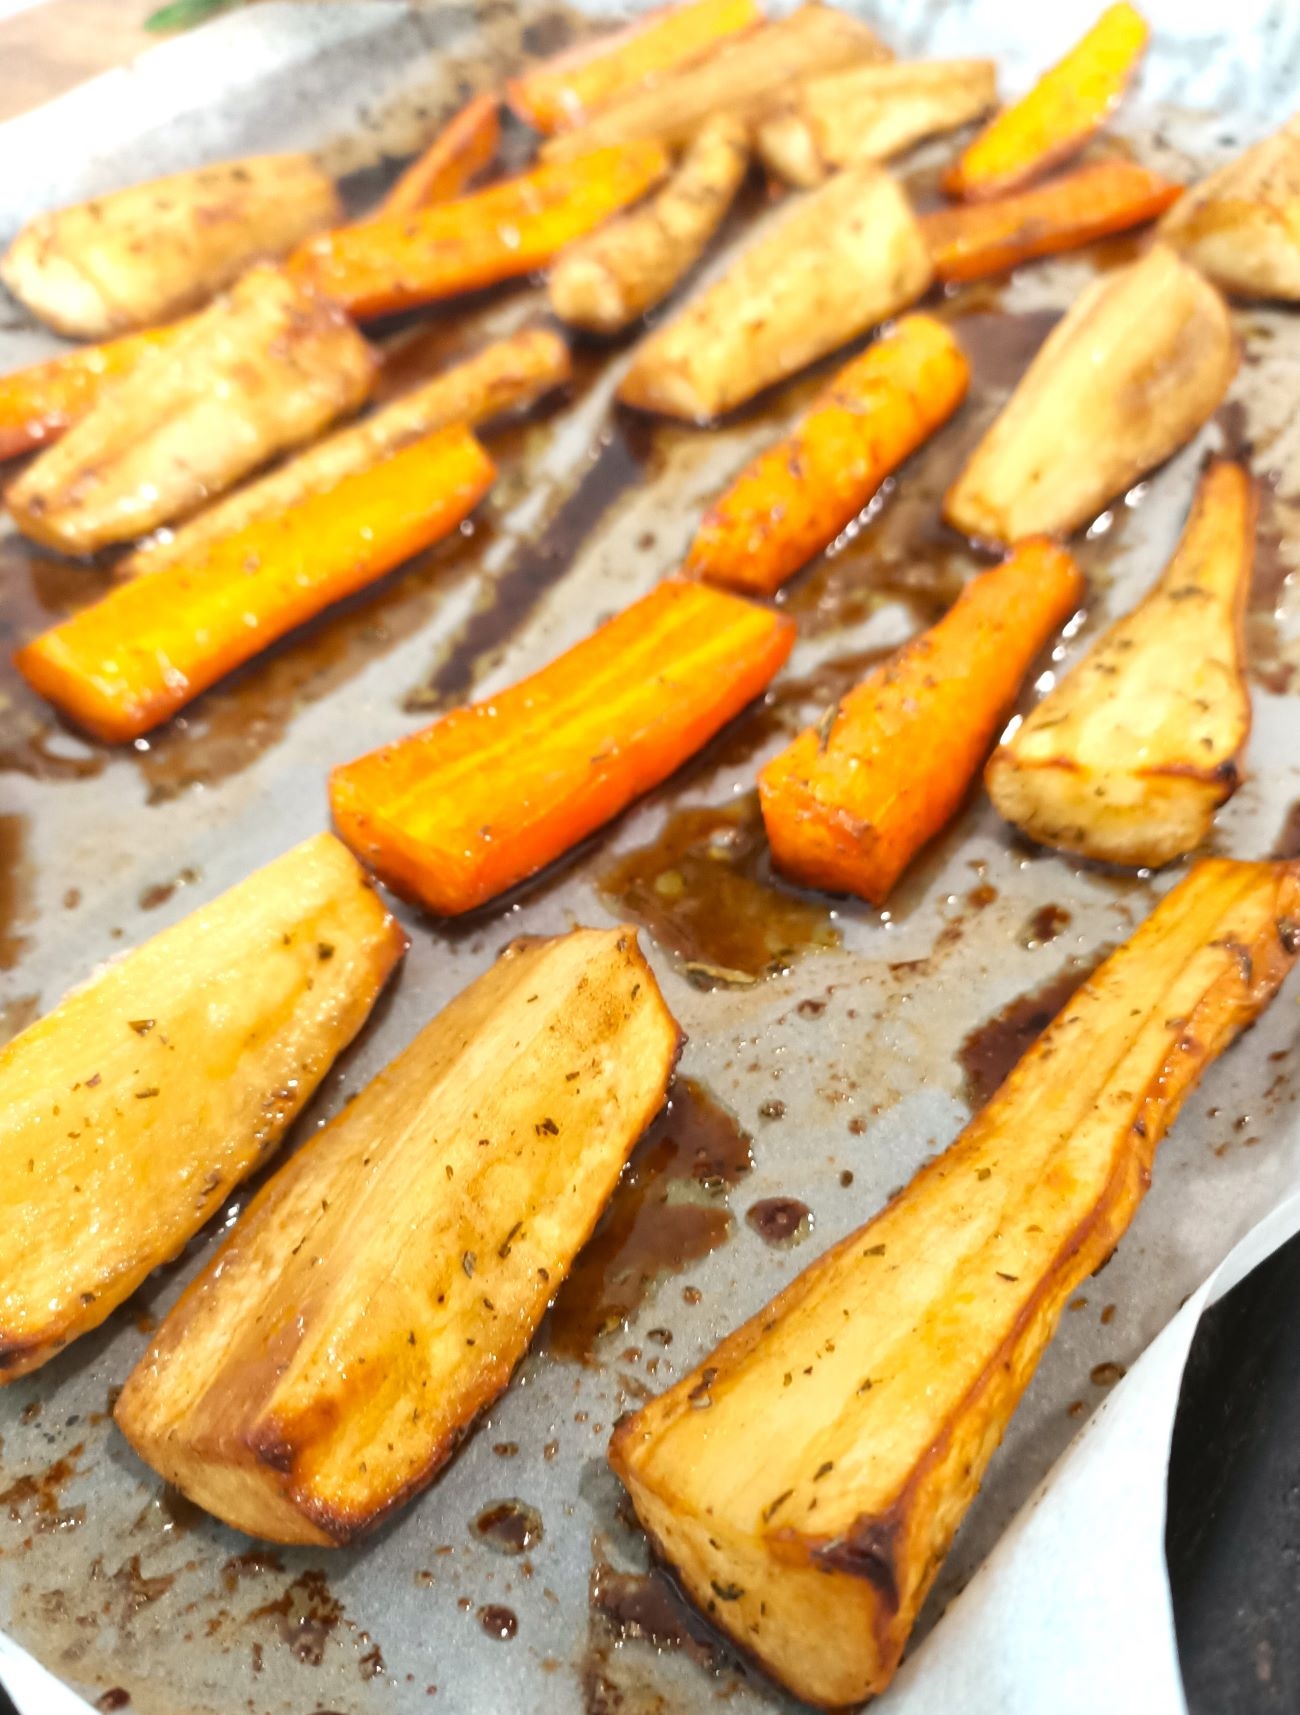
[0,812,31,969]
[588,1549,723,1671]
[472,1499,543,1556]
[959,955,1108,1110]
[1248,482,1300,694]
[1271,800,1300,859]
[0,537,108,782]
[745,1197,812,1246]
[249,1569,346,1668]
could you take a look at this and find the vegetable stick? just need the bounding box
[923,158,1183,281]
[330,577,795,916]
[124,327,568,577]
[507,0,763,134]
[0,322,188,463]
[945,3,1150,201]
[684,315,969,595]
[758,539,1085,903]
[290,142,670,320]
[379,92,501,214]
[547,113,750,333]
[16,427,495,743]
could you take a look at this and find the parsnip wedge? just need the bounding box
[116,927,681,1546]
[618,164,932,421]
[756,59,998,189]
[7,264,375,554]
[986,460,1254,867]
[0,834,404,1384]
[1160,114,1300,300]
[612,857,1300,1709]
[0,155,342,340]
[943,244,1236,544]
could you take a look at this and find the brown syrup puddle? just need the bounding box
[745,1196,812,1246]
[1271,800,1300,859]
[546,1079,752,1362]
[959,953,1109,1110]
[472,1498,543,1556]
[584,1542,730,1712]
[248,1569,347,1668]
[0,811,32,969]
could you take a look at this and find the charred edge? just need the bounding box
[812,1516,901,1612]
[0,1332,50,1376]
[1277,918,1300,956]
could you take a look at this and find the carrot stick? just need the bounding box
[758,539,1085,903]
[0,322,186,461]
[924,159,1181,282]
[15,426,495,744]
[945,3,1150,201]
[506,0,762,134]
[330,577,795,915]
[684,315,969,596]
[290,141,670,319]
[380,93,501,215]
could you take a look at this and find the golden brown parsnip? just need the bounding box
[1160,114,1300,300]
[0,834,404,1384]
[943,245,1236,544]
[7,265,374,554]
[548,114,750,333]
[986,459,1254,867]
[116,928,681,1546]
[756,59,998,188]
[612,857,1300,1709]
[618,164,932,420]
[1,155,342,340]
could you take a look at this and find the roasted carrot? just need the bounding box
[924,159,1181,281]
[945,3,1150,201]
[290,142,670,319]
[506,0,762,134]
[330,577,795,915]
[16,427,494,744]
[758,539,1085,903]
[380,93,501,214]
[0,322,186,461]
[684,315,969,595]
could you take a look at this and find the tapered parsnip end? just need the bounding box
[1159,116,1300,300]
[612,857,1300,1707]
[943,245,1236,544]
[986,460,1254,866]
[116,927,681,1544]
[0,834,404,1382]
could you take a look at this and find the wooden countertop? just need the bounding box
[0,0,199,123]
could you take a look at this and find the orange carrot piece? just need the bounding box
[0,322,186,461]
[945,3,1149,201]
[380,93,501,215]
[291,141,670,319]
[330,577,795,915]
[758,539,1085,903]
[15,426,494,744]
[506,0,762,134]
[924,159,1181,282]
[684,315,969,596]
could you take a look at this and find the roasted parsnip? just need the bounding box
[7,265,375,554]
[0,834,405,1383]
[548,114,750,333]
[612,856,1300,1708]
[116,927,681,1546]
[756,59,997,188]
[1,155,342,340]
[944,245,1236,544]
[986,460,1253,867]
[1160,114,1300,300]
[619,164,932,421]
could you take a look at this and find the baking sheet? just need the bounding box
[2,4,1300,1713]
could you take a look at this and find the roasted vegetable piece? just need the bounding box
[124,327,567,576]
[923,159,1183,283]
[945,2,1149,200]
[618,164,932,421]
[759,539,1084,902]
[541,5,891,163]
[380,92,500,214]
[290,143,669,320]
[756,59,997,188]
[17,426,494,743]
[943,245,1236,545]
[0,833,405,1384]
[1159,114,1300,300]
[612,855,1300,1708]
[6,265,375,554]
[986,461,1253,867]
[507,0,762,134]
[116,926,681,1546]
[548,113,750,333]
[1,154,342,339]
[685,315,969,594]
[330,577,795,916]
[0,321,189,462]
